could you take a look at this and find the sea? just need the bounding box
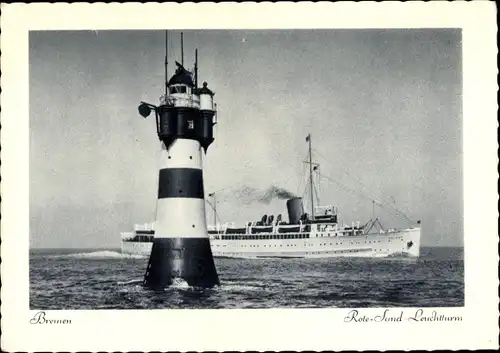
[30,247,463,309]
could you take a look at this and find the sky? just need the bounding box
[29,29,463,248]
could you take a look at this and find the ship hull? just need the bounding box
[122,228,421,259]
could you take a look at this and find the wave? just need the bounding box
[385,252,418,260]
[168,278,191,289]
[53,250,146,259]
[129,280,263,292]
[161,283,263,292]
[117,279,144,285]
[217,283,265,292]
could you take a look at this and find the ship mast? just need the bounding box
[307,134,315,220]
[208,192,217,226]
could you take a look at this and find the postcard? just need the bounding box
[1,2,498,351]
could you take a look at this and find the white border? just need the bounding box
[1,2,498,351]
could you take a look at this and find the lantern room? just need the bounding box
[165,62,196,108]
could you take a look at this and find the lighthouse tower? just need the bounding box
[138,32,219,288]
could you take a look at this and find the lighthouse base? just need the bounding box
[143,237,220,289]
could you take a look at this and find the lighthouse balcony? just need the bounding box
[160,94,200,109]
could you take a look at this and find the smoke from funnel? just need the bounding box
[258,185,297,204]
[232,185,297,205]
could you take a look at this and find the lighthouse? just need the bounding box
[137,32,220,288]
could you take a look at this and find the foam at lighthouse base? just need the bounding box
[143,139,219,288]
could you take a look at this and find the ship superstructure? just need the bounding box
[122,132,421,259]
[122,198,421,258]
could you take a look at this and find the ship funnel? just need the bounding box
[287,197,305,224]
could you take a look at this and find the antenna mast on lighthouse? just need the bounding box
[164,31,168,93]
[195,48,198,88]
[181,32,184,66]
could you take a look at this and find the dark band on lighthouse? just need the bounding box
[144,237,219,288]
[157,168,204,199]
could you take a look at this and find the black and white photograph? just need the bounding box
[1,2,498,352]
[29,28,464,309]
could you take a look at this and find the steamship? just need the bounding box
[121,136,421,259]
[121,197,421,258]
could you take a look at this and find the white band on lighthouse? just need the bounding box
[155,199,208,238]
[159,139,203,169]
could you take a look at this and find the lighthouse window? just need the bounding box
[169,86,187,94]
